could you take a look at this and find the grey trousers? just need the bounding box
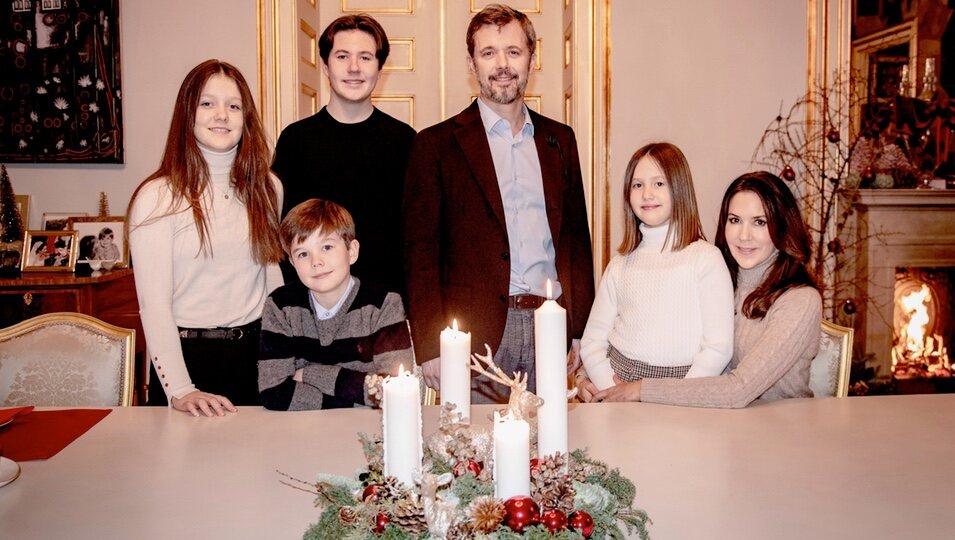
[471,308,537,404]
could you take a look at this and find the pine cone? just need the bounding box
[393,496,428,535]
[445,521,475,540]
[532,453,576,513]
[467,495,505,534]
[379,476,407,502]
[568,457,608,482]
[338,506,359,526]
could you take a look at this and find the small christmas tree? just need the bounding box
[0,164,24,243]
[0,164,25,276]
[98,191,110,217]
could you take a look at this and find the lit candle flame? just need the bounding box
[546,279,553,300]
[452,319,459,332]
[398,364,406,376]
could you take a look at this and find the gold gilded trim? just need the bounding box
[371,94,416,128]
[534,38,542,71]
[563,31,571,68]
[301,83,318,116]
[440,0,447,120]
[300,19,317,68]
[600,0,611,268]
[469,0,541,14]
[341,0,413,14]
[385,38,415,72]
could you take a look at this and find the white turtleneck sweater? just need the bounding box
[128,145,283,400]
[580,222,734,390]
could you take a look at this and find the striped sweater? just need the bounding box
[258,279,414,410]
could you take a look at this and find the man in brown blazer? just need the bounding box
[403,4,595,403]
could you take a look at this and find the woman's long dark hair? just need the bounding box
[715,171,817,319]
[127,59,282,264]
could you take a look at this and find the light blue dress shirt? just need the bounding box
[476,99,562,299]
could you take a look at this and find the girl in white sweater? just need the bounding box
[127,60,283,417]
[576,142,734,400]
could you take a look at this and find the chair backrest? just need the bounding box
[809,320,854,398]
[0,312,135,406]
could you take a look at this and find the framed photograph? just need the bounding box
[14,194,29,226]
[67,216,128,268]
[21,230,78,272]
[41,212,88,231]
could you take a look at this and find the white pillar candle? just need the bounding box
[440,319,471,421]
[535,279,568,459]
[493,411,530,499]
[382,365,422,487]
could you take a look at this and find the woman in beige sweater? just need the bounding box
[589,171,821,408]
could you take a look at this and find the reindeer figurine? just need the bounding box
[469,344,545,431]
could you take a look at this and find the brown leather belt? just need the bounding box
[507,294,547,310]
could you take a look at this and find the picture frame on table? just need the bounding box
[20,230,78,272]
[67,216,128,269]
[41,212,88,231]
[14,194,30,226]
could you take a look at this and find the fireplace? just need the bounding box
[892,267,953,379]
[846,189,955,384]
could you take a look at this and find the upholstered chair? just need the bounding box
[0,312,135,406]
[809,320,854,398]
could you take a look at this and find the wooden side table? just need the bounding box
[0,268,147,404]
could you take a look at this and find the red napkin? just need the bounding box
[0,406,34,426]
[0,408,111,461]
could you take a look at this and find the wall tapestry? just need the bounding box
[0,0,122,163]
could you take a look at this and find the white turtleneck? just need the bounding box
[580,222,735,390]
[128,144,283,400]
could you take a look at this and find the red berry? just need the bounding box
[362,483,381,502]
[373,512,389,534]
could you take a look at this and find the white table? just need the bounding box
[1,395,952,539]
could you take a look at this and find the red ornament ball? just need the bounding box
[827,238,842,254]
[362,483,382,502]
[373,512,389,534]
[568,510,595,538]
[503,495,540,533]
[862,167,875,181]
[842,298,857,315]
[782,164,796,182]
[453,458,484,477]
[540,509,568,533]
[529,458,540,473]
[826,128,841,143]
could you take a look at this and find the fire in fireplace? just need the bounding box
[892,268,952,379]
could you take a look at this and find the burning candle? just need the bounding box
[440,319,471,421]
[493,410,530,499]
[535,279,568,459]
[382,365,422,486]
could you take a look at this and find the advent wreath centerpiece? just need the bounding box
[285,348,651,539]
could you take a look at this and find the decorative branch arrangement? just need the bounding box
[750,72,896,320]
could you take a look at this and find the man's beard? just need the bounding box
[478,68,527,105]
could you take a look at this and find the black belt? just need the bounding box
[178,320,260,340]
[507,294,548,310]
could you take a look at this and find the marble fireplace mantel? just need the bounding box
[846,189,955,377]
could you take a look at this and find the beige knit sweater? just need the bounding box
[640,254,821,408]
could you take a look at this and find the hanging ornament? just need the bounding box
[842,299,857,315]
[362,483,383,502]
[373,512,390,534]
[503,495,540,533]
[826,128,841,143]
[782,164,796,182]
[540,509,568,533]
[568,510,595,538]
[861,167,875,186]
[453,458,483,477]
[827,238,842,254]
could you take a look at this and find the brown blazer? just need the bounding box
[402,101,595,361]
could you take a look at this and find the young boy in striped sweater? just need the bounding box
[258,198,414,410]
